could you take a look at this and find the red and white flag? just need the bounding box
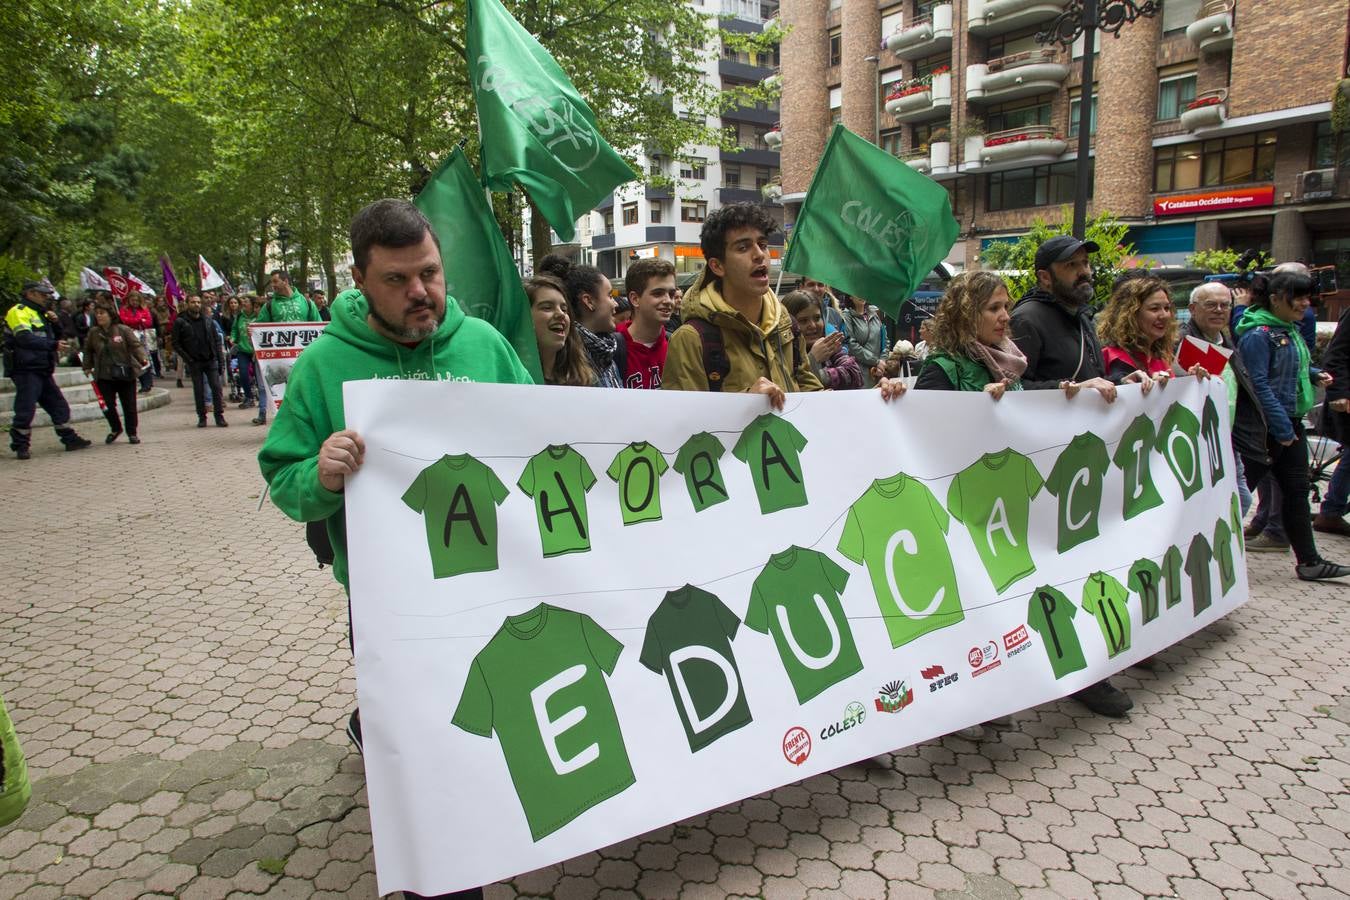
[198,255,226,291]
[80,267,111,291]
[1177,335,1233,376]
[103,268,130,301]
[126,272,155,296]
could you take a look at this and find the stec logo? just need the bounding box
[1004,625,1033,658]
[968,641,1002,678]
[922,664,958,692]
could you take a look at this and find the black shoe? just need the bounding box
[64,437,92,451]
[197,417,207,428]
[252,417,266,426]
[346,710,364,755]
[1296,559,1350,581]
[215,416,228,427]
[1072,679,1133,718]
[177,378,184,388]
[15,448,30,460]
[237,400,253,409]
[128,435,141,444]
[105,430,122,444]
[1132,655,1158,671]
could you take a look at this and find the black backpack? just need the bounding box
[306,520,335,568]
[685,319,804,391]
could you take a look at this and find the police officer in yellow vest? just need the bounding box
[4,281,92,459]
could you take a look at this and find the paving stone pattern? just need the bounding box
[2,384,1349,899]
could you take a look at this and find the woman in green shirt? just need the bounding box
[916,271,1025,397]
[230,295,259,408]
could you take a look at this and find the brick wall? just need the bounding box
[1229,0,1349,117]
[781,0,831,194]
[841,0,881,139]
[1093,15,1162,220]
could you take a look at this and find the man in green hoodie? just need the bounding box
[252,270,322,424]
[258,200,533,764]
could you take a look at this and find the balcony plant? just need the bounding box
[984,129,1062,147]
[1184,95,1223,110]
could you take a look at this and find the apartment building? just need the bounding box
[778,0,1350,288]
[535,0,786,281]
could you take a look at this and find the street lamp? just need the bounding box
[277,226,292,277]
[864,55,881,146]
[1036,0,1160,238]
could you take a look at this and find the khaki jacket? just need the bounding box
[662,268,823,394]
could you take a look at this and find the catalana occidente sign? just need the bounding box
[343,377,1248,896]
[1153,185,1274,217]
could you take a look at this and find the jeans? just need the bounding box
[255,358,268,421]
[186,361,224,420]
[1243,421,1319,565]
[236,351,255,401]
[8,371,77,450]
[1322,451,1350,518]
[1234,451,1252,516]
[96,378,138,437]
[1250,475,1286,541]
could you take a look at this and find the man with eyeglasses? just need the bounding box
[1184,281,1266,518]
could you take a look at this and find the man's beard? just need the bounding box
[369,301,442,341]
[1051,274,1093,307]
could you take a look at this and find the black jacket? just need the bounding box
[173,312,224,368]
[4,300,60,374]
[1319,309,1350,445]
[1180,319,1269,465]
[74,311,95,346]
[1009,288,1105,390]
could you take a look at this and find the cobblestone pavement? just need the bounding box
[3,383,1349,899]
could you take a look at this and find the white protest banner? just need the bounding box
[344,377,1247,896]
[248,322,326,413]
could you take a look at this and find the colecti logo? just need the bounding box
[969,641,1002,678]
[820,702,867,740]
[782,726,811,766]
[477,58,602,175]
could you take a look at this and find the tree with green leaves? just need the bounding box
[976,209,1139,310]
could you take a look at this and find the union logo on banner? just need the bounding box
[103,269,130,301]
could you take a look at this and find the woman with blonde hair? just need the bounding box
[915,270,1024,398]
[526,274,596,386]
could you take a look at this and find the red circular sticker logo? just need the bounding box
[782,726,811,766]
[968,646,984,668]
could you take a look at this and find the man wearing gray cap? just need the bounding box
[3,281,92,459]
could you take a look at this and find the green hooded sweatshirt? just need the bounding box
[257,293,533,589]
[258,289,319,323]
[0,691,30,828]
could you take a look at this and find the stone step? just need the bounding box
[0,384,98,413]
[0,387,172,428]
[0,367,91,393]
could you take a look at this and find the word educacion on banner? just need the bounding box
[343,378,1247,896]
[248,322,326,413]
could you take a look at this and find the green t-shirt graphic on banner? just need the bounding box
[517,445,597,557]
[1026,585,1087,679]
[1162,544,1184,609]
[607,442,669,525]
[1045,432,1111,552]
[1200,395,1226,487]
[1186,532,1214,615]
[452,604,635,841]
[1214,517,1237,596]
[673,432,730,512]
[401,454,510,579]
[746,547,863,704]
[732,414,809,514]
[947,449,1045,591]
[1082,572,1131,658]
[639,586,753,752]
[1112,413,1164,520]
[1156,402,1204,500]
[1128,557,1163,624]
[1230,492,1244,556]
[838,473,963,648]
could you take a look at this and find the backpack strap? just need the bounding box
[687,319,731,392]
[613,330,629,383]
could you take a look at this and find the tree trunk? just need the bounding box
[298,245,310,290]
[528,193,553,274]
[255,217,270,292]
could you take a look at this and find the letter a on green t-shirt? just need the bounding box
[746,547,863,704]
[947,449,1045,591]
[452,604,635,841]
[838,473,963,648]
[401,454,510,579]
[607,442,669,525]
[1045,432,1111,553]
[673,431,730,512]
[518,445,597,557]
[732,414,809,514]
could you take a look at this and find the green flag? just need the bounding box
[467,0,635,242]
[415,147,543,384]
[783,125,958,318]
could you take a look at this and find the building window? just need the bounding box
[1313,120,1350,170]
[987,28,1041,59]
[1153,131,1278,192]
[622,202,639,226]
[829,29,841,66]
[1162,0,1201,33]
[756,166,773,188]
[831,108,843,126]
[602,210,614,232]
[913,53,949,77]
[987,160,1093,212]
[650,201,663,224]
[681,201,707,222]
[912,121,944,147]
[649,158,664,177]
[985,96,1052,133]
[724,164,741,187]
[881,128,904,155]
[680,157,707,179]
[880,6,903,39]
[1068,95,1098,137]
[1313,236,1350,293]
[916,0,941,15]
[1156,74,1197,120]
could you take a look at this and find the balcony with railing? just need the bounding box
[968,0,1068,36]
[882,4,953,60]
[883,68,952,123]
[901,149,932,174]
[1178,89,1227,132]
[1185,0,1234,54]
[966,49,1069,103]
[962,124,1067,170]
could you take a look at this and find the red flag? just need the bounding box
[1178,335,1232,375]
[103,269,130,302]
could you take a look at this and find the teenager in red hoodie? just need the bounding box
[616,257,676,389]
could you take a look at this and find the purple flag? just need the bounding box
[161,256,184,311]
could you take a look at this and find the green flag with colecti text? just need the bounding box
[467,0,635,242]
[415,146,543,384]
[783,125,958,319]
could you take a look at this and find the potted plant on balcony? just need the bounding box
[928,126,951,170]
[1333,79,1350,133]
[958,118,985,162]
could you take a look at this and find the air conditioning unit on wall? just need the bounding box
[1296,168,1336,201]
